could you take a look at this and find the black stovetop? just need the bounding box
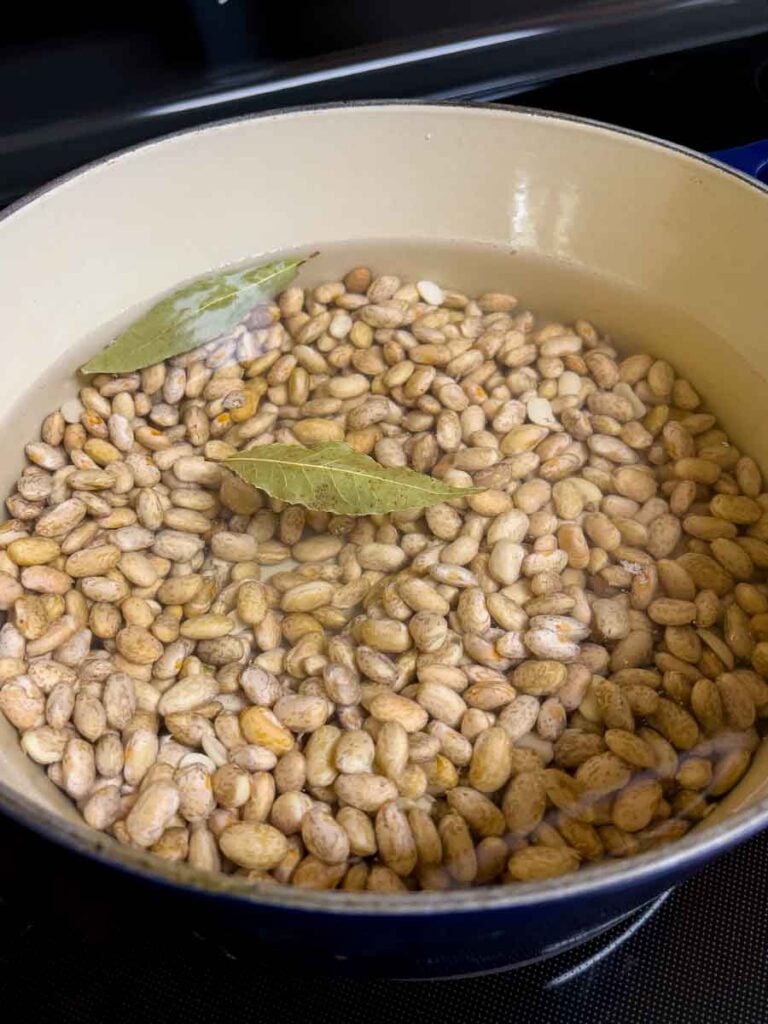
[2,24,768,1022]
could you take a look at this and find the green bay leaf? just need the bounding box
[224,442,484,515]
[81,253,316,374]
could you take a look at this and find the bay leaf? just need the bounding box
[80,253,316,374]
[224,442,484,515]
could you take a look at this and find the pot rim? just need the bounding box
[1,99,767,915]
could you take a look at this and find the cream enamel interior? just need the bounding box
[1,104,767,843]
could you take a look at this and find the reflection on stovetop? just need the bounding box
[0,808,766,1022]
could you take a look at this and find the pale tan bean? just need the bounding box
[650,699,700,751]
[416,681,467,728]
[241,772,276,824]
[488,540,525,585]
[21,725,68,764]
[612,780,663,833]
[7,538,60,566]
[176,763,216,822]
[220,822,289,869]
[152,530,205,562]
[95,732,124,778]
[592,597,631,641]
[240,707,294,754]
[281,581,334,613]
[179,614,233,640]
[158,675,218,716]
[124,727,160,786]
[475,836,510,883]
[116,625,163,664]
[370,692,428,733]
[304,724,341,787]
[0,677,44,730]
[273,694,329,733]
[262,788,308,834]
[710,749,751,796]
[717,673,756,730]
[503,772,547,835]
[210,532,259,562]
[497,694,539,741]
[375,800,417,876]
[301,807,350,865]
[337,806,377,857]
[447,786,505,837]
[334,772,397,812]
[469,726,512,793]
[334,729,374,774]
[408,612,448,652]
[439,813,477,883]
[537,697,567,741]
[508,846,579,881]
[407,807,442,866]
[73,692,106,742]
[61,737,96,800]
[371,719,406,779]
[513,660,567,696]
[430,720,474,766]
[648,598,697,626]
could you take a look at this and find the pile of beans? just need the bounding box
[0,265,767,892]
